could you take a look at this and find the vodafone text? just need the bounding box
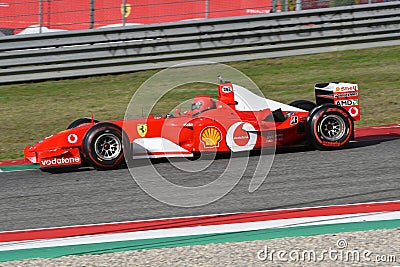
[41,157,80,166]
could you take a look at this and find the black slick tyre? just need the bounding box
[307,104,354,150]
[82,122,125,170]
[67,118,99,129]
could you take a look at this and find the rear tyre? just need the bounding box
[289,100,317,111]
[67,117,99,129]
[307,104,353,150]
[82,123,125,170]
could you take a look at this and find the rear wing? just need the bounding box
[315,82,360,121]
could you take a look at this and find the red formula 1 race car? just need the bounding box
[24,81,360,171]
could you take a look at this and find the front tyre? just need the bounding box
[67,117,99,129]
[307,104,354,150]
[82,123,125,170]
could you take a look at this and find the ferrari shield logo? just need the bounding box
[137,124,147,137]
[121,4,132,18]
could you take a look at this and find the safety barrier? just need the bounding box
[0,2,399,84]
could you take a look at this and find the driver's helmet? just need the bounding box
[191,96,215,112]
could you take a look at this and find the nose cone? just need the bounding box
[24,145,38,163]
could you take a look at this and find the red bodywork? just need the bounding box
[24,82,359,169]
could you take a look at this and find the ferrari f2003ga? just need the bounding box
[25,80,360,171]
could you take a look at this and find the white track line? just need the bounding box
[1,211,399,252]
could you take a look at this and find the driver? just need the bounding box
[190,96,215,115]
[168,96,215,118]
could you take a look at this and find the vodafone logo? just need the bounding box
[226,122,257,152]
[232,126,249,146]
[349,106,359,117]
[40,157,81,167]
[67,133,78,144]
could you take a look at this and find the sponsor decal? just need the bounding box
[232,125,249,146]
[226,122,257,152]
[349,106,359,117]
[183,123,193,127]
[221,86,233,93]
[322,141,341,147]
[334,92,358,98]
[137,124,147,137]
[336,85,358,92]
[200,126,222,148]
[265,135,275,143]
[120,4,132,18]
[290,116,298,125]
[67,133,78,144]
[335,99,358,107]
[40,157,81,166]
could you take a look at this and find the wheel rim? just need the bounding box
[319,114,346,141]
[94,133,122,160]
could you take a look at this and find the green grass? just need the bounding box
[0,46,399,160]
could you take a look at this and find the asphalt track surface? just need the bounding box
[0,138,399,232]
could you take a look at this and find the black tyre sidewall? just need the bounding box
[307,104,354,150]
[67,118,99,129]
[82,123,125,170]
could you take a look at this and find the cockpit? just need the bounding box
[190,96,216,116]
[191,100,203,111]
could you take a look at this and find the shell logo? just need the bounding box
[335,87,341,91]
[201,127,222,148]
